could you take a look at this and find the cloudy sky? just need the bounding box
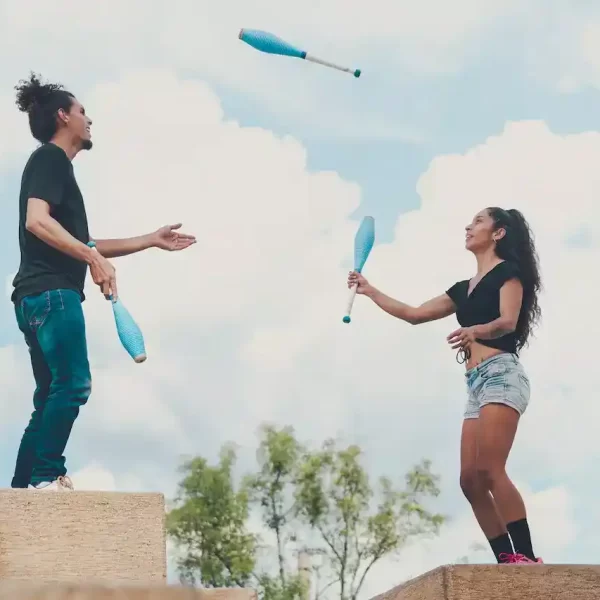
[1,0,600,594]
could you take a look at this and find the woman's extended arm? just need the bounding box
[347,271,456,325]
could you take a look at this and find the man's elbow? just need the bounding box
[26,198,53,235]
[26,213,51,236]
[25,217,43,234]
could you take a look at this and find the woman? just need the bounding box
[348,207,542,565]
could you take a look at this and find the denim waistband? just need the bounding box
[464,352,518,379]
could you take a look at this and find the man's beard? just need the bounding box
[81,139,93,151]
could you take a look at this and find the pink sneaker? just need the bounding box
[520,556,543,564]
[499,553,543,564]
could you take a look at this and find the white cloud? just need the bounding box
[68,69,363,454]
[69,463,117,491]
[4,0,600,144]
[158,0,527,77]
[69,462,148,493]
[0,0,553,141]
[0,0,525,73]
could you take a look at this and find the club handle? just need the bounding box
[343,284,358,323]
[304,53,361,77]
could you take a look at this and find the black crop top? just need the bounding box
[445,261,522,356]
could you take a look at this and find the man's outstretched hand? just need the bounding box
[151,223,196,251]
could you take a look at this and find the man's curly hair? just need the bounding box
[15,72,75,143]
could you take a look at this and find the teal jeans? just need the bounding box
[12,289,92,487]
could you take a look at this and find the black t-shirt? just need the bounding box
[11,143,90,304]
[445,261,522,354]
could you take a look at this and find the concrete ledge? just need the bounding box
[370,564,600,600]
[0,489,166,583]
[0,582,257,599]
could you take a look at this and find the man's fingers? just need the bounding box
[177,237,196,246]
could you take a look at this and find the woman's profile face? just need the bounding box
[465,209,498,252]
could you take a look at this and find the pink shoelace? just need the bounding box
[498,553,539,564]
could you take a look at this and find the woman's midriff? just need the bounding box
[465,341,506,370]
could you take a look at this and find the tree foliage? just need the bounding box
[243,425,302,586]
[167,425,445,600]
[294,440,444,600]
[166,443,256,587]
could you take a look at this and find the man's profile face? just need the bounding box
[60,97,93,150]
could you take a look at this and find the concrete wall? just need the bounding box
[0,583,258,599]
[2,490,598,599]
[370,564,600,600]
[0,490,166,583]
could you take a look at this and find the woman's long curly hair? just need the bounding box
[487,207,542,352]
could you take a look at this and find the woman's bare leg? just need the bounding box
[476,403,537,560]
[459,418,507,539]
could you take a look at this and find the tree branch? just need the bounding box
[317,523,343,564]
[351,555,379,600]
[270,471,286,585]
[316,577,340,599]
[349,521,364,593]
[351,536,390,600]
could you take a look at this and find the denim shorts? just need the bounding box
[463,353,530,419]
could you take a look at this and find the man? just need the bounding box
[11,72,196,491]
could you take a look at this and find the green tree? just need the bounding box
[243,424,308,600]
[244,424,302,587]
[166,443,256,587]
[167,425,445,600]
[294,439,444,600]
